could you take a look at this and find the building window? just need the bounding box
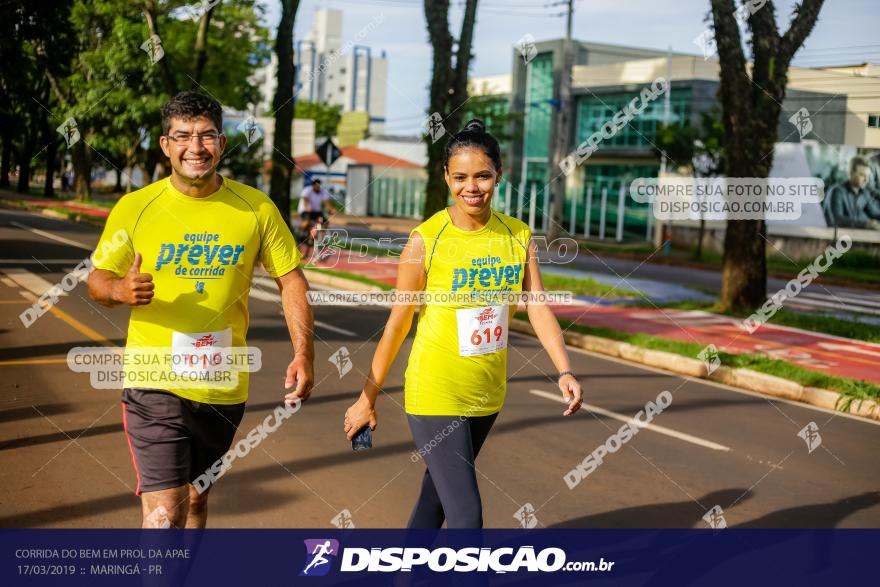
[575,88,691,151]
[869,114,880,128]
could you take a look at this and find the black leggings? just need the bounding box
[406,412,499,529]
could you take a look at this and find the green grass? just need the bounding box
[767,309,880,343]
[541,272,644,299]
[303,266,394,290]
[36,206,104,225]
[515,311,880,405]
[687,247,880,285]
[578,241,657,256]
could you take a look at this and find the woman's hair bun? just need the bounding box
[463,118,485,133]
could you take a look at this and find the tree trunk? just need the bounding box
[16,137,33,194]
[695,218,705,259]
[143,0,177,96]
[422,0,479,219]
[191,6,215,87]
[43,135,57,197]
[125,146,137,193]
[422,0,453,218]
[71,139,92,200]
[41,96,57,197]
[0,134,11,188]
[114,165,123,192]
[269,0,299,227]
[710,0,825,312]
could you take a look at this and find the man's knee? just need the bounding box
[188,486,209,516]
[143,501,186,528]
[141,487,189,528]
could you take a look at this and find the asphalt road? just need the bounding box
[0,208,878,529]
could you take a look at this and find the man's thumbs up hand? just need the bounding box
[114,252,154,306]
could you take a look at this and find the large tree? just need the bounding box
[0,1,73,195]
[422,0,479,219]
[2,0,268,200]
[710,0,825,312]
[268,0,300,226]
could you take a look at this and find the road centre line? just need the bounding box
[9,221,93,250]
[529,388,731,452]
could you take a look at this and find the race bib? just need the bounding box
[171,328,232,378]
[456,305,508,357]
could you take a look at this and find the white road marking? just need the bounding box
[818,342,880,359]
[312,320,358,337]
[0,268,66,298]
[786,296,880,316]
[529,388,731,451]
[798,291,880,309]
[248,285,357,337]
[9,221,93,250]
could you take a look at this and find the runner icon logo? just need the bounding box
[513,503,539,529]
[798,421,822,453]
[697,344,721,375]
[331,509,356,529]
[300,539,340,577]
[702,505,728,530]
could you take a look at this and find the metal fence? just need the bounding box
[365,176,652,242]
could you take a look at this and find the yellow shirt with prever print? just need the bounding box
[92,176,301,404]
[404,209,530,416]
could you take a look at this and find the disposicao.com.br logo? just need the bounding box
[299,540,614,575]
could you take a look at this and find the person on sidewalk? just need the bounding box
[87,91,314,528]
[343,119,583,528]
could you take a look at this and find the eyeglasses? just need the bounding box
[166,132,221,145]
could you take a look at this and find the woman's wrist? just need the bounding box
[558,370,576,381]
[360,388,377,407]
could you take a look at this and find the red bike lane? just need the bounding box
[552,305,880,384]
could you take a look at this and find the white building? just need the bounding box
[255,8,388,136]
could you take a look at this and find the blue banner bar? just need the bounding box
[2,529,876,586]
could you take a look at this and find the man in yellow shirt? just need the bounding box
[87,91,314,528]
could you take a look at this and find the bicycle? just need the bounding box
[298,211,334,263]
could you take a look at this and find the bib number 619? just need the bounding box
[471,325,503,346]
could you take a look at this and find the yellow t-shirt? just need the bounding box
[92,176,301,404]
[404,209,530,416]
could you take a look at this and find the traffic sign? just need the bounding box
[316,138,341,167]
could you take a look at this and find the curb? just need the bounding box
[303,268,385,292]
[508,318,880,422]
[0,200,106,227]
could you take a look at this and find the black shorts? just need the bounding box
[121,388,245,495]
[300,211,326,222]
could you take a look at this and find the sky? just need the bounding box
[257,0,880,135]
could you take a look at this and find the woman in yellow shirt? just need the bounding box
[344,119,583,528]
